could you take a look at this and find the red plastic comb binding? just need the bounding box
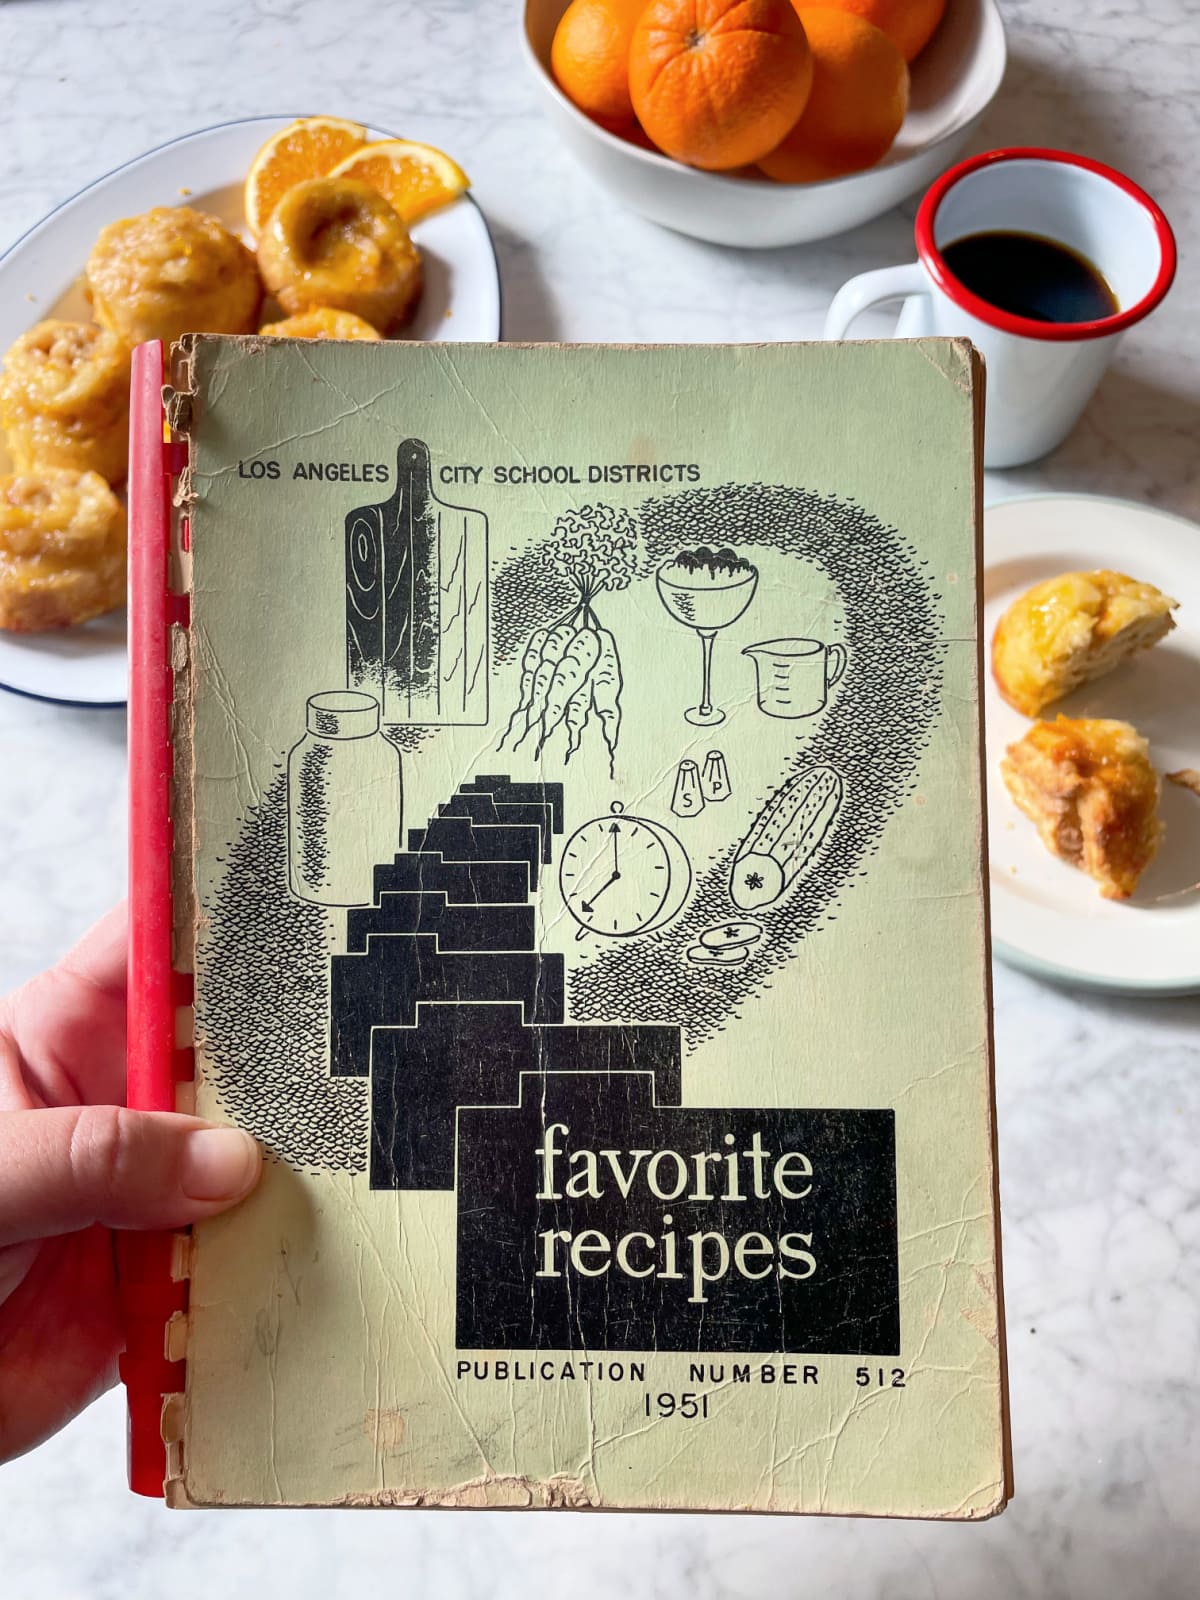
[119,339,190,1498]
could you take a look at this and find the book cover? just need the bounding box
[151,335,1007,1515]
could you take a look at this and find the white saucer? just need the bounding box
[985,493,1200,995]
[0,115,502,708]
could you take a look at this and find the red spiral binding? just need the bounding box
[119,340,192,1498]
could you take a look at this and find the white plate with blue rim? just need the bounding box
[0,114,502,708]
[985,493,1200,995]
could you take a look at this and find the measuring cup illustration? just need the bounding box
[742,638,847,719]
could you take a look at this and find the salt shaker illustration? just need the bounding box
[671,758,705,818]
[287,690,403,907]
[700,749,731,802]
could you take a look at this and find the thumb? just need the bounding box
[0,1107,262,1246]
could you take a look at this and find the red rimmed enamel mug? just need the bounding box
[824,149,1177,468]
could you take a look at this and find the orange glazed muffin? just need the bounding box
[86,206,262,346]
[1001,716,1164,900]
[256,178,422,332]
[0,320,131,484]
[259,308,382,341]
[0,469,126,632]
[992,569,1177,717]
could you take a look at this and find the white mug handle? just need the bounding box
[824,262,929,340]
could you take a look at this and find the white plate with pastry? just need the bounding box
[0,115,501,707]
[985,493,1200,995]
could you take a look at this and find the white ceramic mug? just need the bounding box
[824,148,1176,468]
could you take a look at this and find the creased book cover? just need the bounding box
[165,336,1009,1516]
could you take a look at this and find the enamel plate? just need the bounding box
[0,115,502,707]
[985,493,1200,994]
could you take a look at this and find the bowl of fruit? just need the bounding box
[524,0,1006,248]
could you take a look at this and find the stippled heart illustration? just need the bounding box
[200,480,943,1168]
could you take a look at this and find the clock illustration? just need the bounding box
[559,802,692,940]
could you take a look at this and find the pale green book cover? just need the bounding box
[166,336,1008,1517]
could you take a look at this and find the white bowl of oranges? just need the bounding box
[524,0,1006,248]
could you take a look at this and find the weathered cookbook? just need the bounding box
[131,335,1009,1516]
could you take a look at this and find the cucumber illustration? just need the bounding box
[729,766,843,911]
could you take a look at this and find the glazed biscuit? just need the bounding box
[87,206,262,346]
[992,569,1177,717]
[1001,716,1163,900]
[259,307,382,341]
[257,178,422,332]
[0,469,126,632]
[0,320,131,483]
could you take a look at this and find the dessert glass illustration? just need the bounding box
[655,547,758,726]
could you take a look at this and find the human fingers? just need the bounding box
[2,903,129,1108]
[0,1107,261,1246]
[58,901,128,996]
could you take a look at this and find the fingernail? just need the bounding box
[180,1128,261,1201]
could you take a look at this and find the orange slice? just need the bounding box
[327,140,470,225]
[244,116,368,235]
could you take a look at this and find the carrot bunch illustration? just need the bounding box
[498,504,640,776]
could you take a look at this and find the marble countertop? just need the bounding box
[1,0,1197,1593]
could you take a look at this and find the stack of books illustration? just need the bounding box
[328,773,683,1191]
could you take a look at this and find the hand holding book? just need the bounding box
[0,904,260,1466]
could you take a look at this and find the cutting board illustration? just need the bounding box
[345,437,489,724]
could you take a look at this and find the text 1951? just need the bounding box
[644,1392,711,1420]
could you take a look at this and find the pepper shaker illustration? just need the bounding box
[287,690,403,906]
[701,750,731,802]
[671,758,705,818]
[345,438,489,725]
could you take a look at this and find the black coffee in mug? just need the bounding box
[941,230,1119,324]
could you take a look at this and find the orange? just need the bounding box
[759,9,908,182]
[807,0,946,62]
[244,116,367,236]
[611,121,660,151]
[552,0,646,124]
[629,0,814,172]
[328,140,470,224]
